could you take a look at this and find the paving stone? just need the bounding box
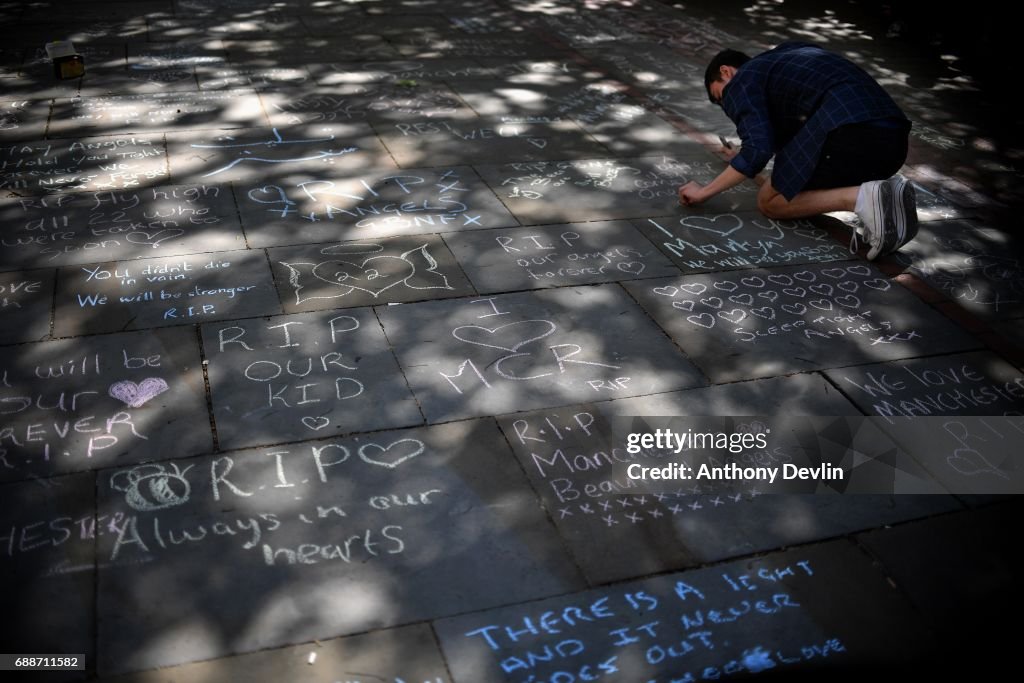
[824,351,1024,496]
[312,58,529,86]
[21,42,127,72]
[54,249,281,336]
[300,14,455,39]
[1,70,82,100]
[635,212,852,274]
[20,1,170,21]
[48,89,267,136]
[857,501,1022,673]
[0,99,51,143]
[10,18,149,44]
[0,268,54,345]
[0,184,246,270]
[450,79,706,157]
[201,308,423,449]
[236,165,519,248]
[195,65,313,91]
[95,419,581,674]
[166,124,395,185]
[0,134,169,196]
[444,220,678,293]
[223,38,400,67]
[534,12,647,47]
[475,157,757,225]
[579,43,705,91]
[624,262,980,383]
[889,220,1024,321]
[376,285,706,423]
[261,83,473,127]
[496,375,957,584]
[435,542,938,682]
[126,42,228,71]
[147,15,310,43]
[0,326,210,483]
[100,624,452,683]
[394,36,569,58]
[78,67,200,97]
[0,472,96,682]
[269,235,475,313]
[377,116,606,167]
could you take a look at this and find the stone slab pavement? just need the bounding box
[1,0,1022,681]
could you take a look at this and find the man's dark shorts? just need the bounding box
[803,119,910,191]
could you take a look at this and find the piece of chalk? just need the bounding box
[718,134,734,149]
[307,652,317,665]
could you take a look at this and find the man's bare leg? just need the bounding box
[756,177,858,219]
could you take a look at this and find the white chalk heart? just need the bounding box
[809,283,833,296]
[700,296,723,309]
[729,293,753,305]
[672,300,696,311]
[837,281,860,293]
[302,416,330,431]
[846,265,871,276]
[358,439,425,468]
[617,261,645,275]
[863,278,891,291]
[740,276,765,288]
[758,291,779,302]
[783,287,807,298]
[718,308,746,323]
[653,285,679,297]
[108,378,169,408]
[679,283,707,295]
[678,213,744,237]
[768,274,794,286]
[835,294,861,308]
[687,313,716,328]
[793,270,817,282]
[781,303,807,315]
[821,268,846,279]
[809,299,833,311]
[750,306,776,319]
[453,319,556,353]
[713,280,738,292]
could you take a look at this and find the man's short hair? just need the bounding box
[704,49,751,104]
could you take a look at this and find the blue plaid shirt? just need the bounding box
[722,42,909,200]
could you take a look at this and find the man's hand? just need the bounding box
[678,181,708,206]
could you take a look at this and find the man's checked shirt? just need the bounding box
[721,42,910,200]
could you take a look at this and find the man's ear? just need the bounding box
[719,65,737,81]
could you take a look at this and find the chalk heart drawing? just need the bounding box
[453,319,557,353]
[302,416,331,431]
[672,299,695,311]
[678,213,744,238]
[358,439,425,469]
[948,447,1010,480]
[282,244,451,303]
[527,137,548,149]
[109,378,169,408]
[126,228,186,249]
[617,261,645,275]
[687,313,716,328]
[110,463,193,512]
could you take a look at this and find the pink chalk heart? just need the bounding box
[108,378,169,408]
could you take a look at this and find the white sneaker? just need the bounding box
[852,180,886,259]
[853,176,918,260]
